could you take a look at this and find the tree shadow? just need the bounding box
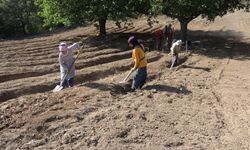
[175,29,250,61]
[2,24,91,41]
[81,31,155,52]
[80,26,250,61]
[166,55,189,68]
[3,22,250,62]
[143,84,192,95]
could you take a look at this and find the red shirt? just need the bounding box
[154,29,163,39]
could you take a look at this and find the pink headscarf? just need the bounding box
[59,42,68,52]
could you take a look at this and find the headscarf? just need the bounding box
[128,36,144,50]
[59,42,68,52]
[176,40,182,46]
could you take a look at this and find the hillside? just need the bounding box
[0,11,250,150]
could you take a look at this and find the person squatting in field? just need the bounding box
[170,40,182,68]
[58,42,80,88]
[123,36,147,92]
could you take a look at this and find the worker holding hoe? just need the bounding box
[120,36,147,92]
[58,42,80,88]
[170,40,182,69]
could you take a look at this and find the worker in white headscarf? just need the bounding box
[58,42,79,88]
[170,40,182,68]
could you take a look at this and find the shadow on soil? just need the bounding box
[1,27,250,102]
[80,74,162,95]
[166,55,189,68]
[1,24,91,41]
[82,28,250,61]
[82,30,156,52]
[80,81,132,95]
[81,74,160,95]
[81,79,192,96]
[176,30,250,61]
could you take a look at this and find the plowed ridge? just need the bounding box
[0,24,164,102]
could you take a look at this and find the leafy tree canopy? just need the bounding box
[35,0,152,35]
[0,0,41,36]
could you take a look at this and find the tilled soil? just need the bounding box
[0,11,250,150]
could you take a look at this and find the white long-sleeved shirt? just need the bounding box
[170,40,182,55]
[59,43,79,80]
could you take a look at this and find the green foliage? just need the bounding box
[35,0,87,30]
[3,0,249,38]
[35,0,152,35]
[150,0,164,15]
[0,0,42,36]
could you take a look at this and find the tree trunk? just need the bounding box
[21,22,27,35]
[99,17,106,36]
[179,19,188,43]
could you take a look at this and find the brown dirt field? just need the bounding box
[0,11,249,150]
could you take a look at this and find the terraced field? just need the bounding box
[0,22,165,102]
[0,12,249,150]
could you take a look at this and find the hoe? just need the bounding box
[53,49,81,92]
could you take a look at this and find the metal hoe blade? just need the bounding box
[53,85,64,92]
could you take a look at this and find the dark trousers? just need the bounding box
[131,67,147,91]
[155,38,163,51]
[62,77,74,88]
[172,53,178,66]
[168,37,173,50]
